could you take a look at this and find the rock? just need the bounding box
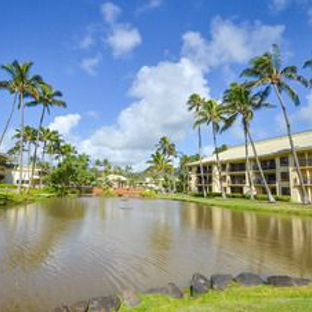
[268,276,311,287]
[164,283,184,299]
[190,273,210,296]
[234,272,264,287]
[293,277,311,286]
[121,289,141,308]
[88,296,121,312]
[146,283,183,299]
[211,274,233,290]
[70,300,89,312]
[53,305,71,312]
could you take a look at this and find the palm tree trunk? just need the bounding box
[17,93,25,194]
[244,121,254,200]
[198,126,207,197]
[273,84,310,204]
[212,123,226,199]
[246,128,276,203]
[0,93,17,150]
[29,107,46,190]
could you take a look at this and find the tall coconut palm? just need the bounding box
[187,94,207,197]
[27,82,66,189]
[0,78,18,149]
[223,83,276,203]
[156,136,178,192]
[1,61,42,193]
[241,45,310,204]
[194,99,228,199]
[147,151,173,191]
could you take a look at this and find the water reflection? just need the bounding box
[0,198,312,311]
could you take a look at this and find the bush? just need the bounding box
[101,188,117,198]
[0,183,17,189]
[275,195,291,202]
[141,190,157,198]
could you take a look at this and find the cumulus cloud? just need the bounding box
[107,24,142,58]
[72,17,286,166]
[78,58,209,165]
[136,0,163,14]
[269,0,290,12]
[292,92,312,125]
[49,114,82,138]
[80,54,102,76]
[78,33,94,50]
[101,2,121,24]
[181,17,285,71]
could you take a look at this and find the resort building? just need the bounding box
[187,130,312,203]
[4,167,44,187]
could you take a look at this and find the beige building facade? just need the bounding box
[187,130,312,203]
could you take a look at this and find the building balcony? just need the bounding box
[299,159,312,167]
[253,178,277,185]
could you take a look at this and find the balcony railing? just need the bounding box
[294,178,312,185]
[253,178,277,185]
[299,159,312,167]
[229,165,246,172]
[230,180,246,185]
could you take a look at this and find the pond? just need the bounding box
[0,197,312,311]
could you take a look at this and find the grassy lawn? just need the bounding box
[121,285,312,311]
[159,194,312,217]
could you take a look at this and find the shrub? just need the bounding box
[275,195,291,202]
[141,190,158,198]
[0,183,17,189]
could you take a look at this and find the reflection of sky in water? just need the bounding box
[0,198,312,311]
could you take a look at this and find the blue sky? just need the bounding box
[1,0,312,167]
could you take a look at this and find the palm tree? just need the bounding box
[241,45,311,204]
[178,154,192,193]
[147,151,173,192]
[194,99,227,199]
[0,78,18,149]
[187,94,207,197]
[46,130,63,167]
[223,83,276,203]
[1,61,42,193]
[27,82,66,189]
[156,136,178,192]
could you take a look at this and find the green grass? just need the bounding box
[120,285,312,311]
[159,194,312,217]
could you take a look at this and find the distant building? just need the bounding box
[187,130,312,203]
[105,174,129,189]
[5,167,44,187]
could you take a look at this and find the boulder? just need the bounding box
[234,273,264,287]
[190,273,210,296]
[121,289,141,308]
[88,296,121,312]
[70,300,89,312]
[211,274,233,290]
[53,305,71,312]
[146,283,183,299]
[268,276,311,287]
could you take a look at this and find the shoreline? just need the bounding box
[158,194,312,217]
[53,272,312,311]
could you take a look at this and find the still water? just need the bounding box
[0,197,312,311]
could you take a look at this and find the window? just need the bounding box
[281,187,291,196]
[280,172,290,182]
[280,156,289,167]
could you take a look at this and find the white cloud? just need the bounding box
[101,2,122,24]
[80,54,102,76]
[136,0,163,14]
[182,17,285,71]
[269,0,290,12]
[72,17,287,166]
[49,114,82,138]
[107,24,142,58]
[78,33,94,50]
[292,92,312,125]
[78,58,209,165]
